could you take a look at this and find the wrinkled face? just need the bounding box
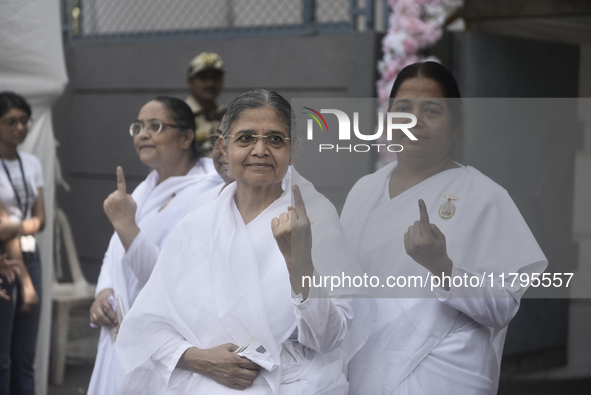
[0,107,30,148]
[220,105,292,190]
[188,70,223,103]
[133,100,193,171]
[390,77,455,162]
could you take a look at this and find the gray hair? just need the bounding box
[221,89,297,150]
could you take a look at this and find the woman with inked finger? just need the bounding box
[341,62,548,395]
[87,97,225,395]
[115,89,374,394]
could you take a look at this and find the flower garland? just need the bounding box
[377,0,455,99]
[376,0,461,166]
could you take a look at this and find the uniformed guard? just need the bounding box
[186,52,226,157]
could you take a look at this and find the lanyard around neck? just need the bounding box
[0,153,30,221]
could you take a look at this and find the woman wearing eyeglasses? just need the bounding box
[0,91,45,395]
[115,90,374,394]
[87,96,224,395]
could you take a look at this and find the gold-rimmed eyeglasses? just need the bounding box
[228,133,290,149]
[129,119,180,137]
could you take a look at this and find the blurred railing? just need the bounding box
[61,0,388,43]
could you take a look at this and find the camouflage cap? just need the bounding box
[187,52,225,78]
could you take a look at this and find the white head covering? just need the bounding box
[116,167,375,394]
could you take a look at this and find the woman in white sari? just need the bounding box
[87,97,224,395]
[342,62,548,394]
[115,89,373,394]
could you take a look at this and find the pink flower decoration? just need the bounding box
[402,39,417,54]
[376,0,448,99]
[376,0,451,164]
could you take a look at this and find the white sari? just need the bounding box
[341,162,547,395]
[88,159,224,395]
[115,168,374,394]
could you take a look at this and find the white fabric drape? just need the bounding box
[88,159,224,395]
[0,1,68,394]
[115,167,375,394]
[341,162,548,395]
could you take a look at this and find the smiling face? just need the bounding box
[390,77,455,163]
[220,105,292,190]
[0,107,29,148]
[133,100,193,171]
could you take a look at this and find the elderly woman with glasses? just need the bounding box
[115,89,374,394]
[87,96,225,395]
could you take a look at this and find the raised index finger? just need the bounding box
[418,199,430,226]
[116,166,126,194]
[292,184,308,219]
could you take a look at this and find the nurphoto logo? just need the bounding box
[302,107,418,153]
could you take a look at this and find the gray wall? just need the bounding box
[52,32,382,282]
[449,31,581,372]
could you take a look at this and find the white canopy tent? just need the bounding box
[0,1,68,393]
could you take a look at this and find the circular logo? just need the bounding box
[439,201,456,219]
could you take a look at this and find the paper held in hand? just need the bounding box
[234,336,279,371]
[108,295,126,343]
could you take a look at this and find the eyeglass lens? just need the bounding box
[233,134,289,149]
[2,117,32,128]
[129,119,163,136]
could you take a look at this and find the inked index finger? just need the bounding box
[418,199,430,225]
[292,184,308,219]
[116,166,126,194]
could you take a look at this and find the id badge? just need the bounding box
[20,235,36,253]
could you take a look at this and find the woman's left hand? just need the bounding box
[272,185,314,297]
[404,199,453,281]
[20,280,39,312]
